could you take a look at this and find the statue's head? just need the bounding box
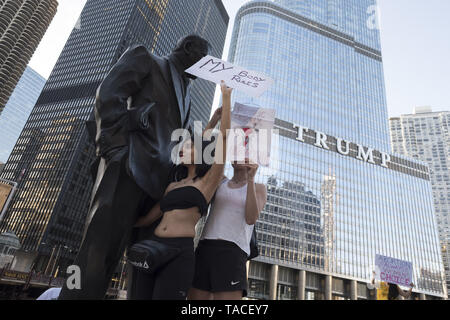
[172,35,211,78]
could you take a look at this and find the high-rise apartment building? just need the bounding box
[0,66,46,163]
[226,0,446,299]
[0,0,57,114]
[0,0,228,273]
[390,107,450,298]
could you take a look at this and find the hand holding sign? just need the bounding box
[228,103,276,167]
[185,55,274,98]
[220,79,233,97]
[245,162,259,182]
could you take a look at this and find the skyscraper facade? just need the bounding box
[0,0,228,273]
[227,1,446,299]
[0,0,57,114]
[390,107,450,298]
[0,67,46,163]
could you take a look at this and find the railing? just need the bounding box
[0,268,120,298]
[0,268,65,288]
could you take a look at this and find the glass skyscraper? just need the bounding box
[390,107,450,298]
[227,0,446,299]
[0,0,228,273]
[0,67,46,163]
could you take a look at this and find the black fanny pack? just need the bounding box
[127,240,182,274]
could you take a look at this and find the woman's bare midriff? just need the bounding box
[154,207,201,238]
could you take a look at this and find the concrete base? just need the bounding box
[325,275,332,300]
[298,270,306,300]
[350,280,358,300]
[269,264,278,300]
[10,251,37,272]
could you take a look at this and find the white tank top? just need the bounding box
[201,179,254,256]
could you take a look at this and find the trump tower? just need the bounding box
[220,0,447,300]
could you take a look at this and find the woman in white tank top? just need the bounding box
[188,159,267,300]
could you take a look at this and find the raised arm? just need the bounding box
[218,82,232,141]
[201,81,232,201]
[397,284,414,299]
[245,183,267,225]
[185,107,221,139]
[203,107,223,134]
[240,162,267,225]
[95,45,153,128]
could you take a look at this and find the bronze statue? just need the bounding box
[58,35,210,300]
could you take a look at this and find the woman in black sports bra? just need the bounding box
[131,81,233,300]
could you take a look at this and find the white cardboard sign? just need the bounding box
[375,254,413,287]
[228,103,276,167]
[185,55,274,98]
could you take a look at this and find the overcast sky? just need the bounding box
[29,0,450,117]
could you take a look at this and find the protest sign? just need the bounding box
[185,55,274,98]
[375,254,413,287]
[228,103,276,167]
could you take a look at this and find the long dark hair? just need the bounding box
[388,283,398,300]
[170,137,216,183]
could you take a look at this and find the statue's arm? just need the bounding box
[95,45,153,128]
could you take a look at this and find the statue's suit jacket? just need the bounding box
[94,45,193,200]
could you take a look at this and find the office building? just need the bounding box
[390,107,450,297]
[0,0,57,113]
[0,67,46,163]
[0,231,20,269]
[225,0,446,299]
[0,0,228,273]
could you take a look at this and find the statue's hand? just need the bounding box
[127,102,156,131]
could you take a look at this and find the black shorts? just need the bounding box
[192,240,248,297]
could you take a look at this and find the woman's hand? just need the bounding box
[134,217,147,228]
[220,80,233,99]
[245,162,259,182]
[134,203,162,228]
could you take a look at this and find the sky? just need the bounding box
[29,0,450,118]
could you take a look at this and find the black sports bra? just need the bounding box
[160,186,208,217]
